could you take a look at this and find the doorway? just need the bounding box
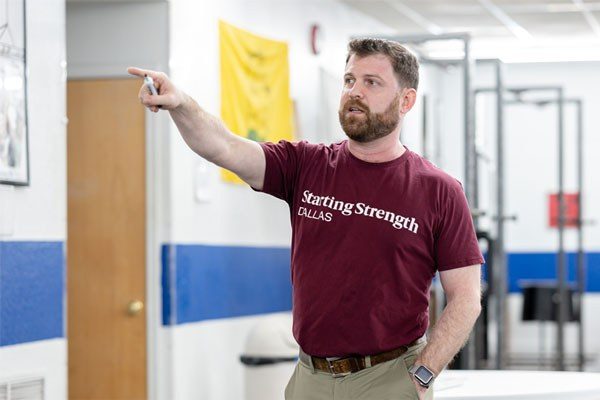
[67,78,147,399]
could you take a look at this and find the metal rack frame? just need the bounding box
[473,59,508,370]
[479,85,569,370]
[502,96,586,371]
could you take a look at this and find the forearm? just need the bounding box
[168,92,235,165]
[414,296,481,375]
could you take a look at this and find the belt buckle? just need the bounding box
[327,357,357,378]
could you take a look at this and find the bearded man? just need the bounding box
[129,37,483,400]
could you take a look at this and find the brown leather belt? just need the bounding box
[304,336,424,377]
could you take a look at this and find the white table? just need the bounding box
[435,370,600,399]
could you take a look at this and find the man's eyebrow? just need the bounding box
[344,72,383,80]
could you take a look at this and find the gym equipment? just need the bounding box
[503,97,587,371]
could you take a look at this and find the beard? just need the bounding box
[338,94,400,143]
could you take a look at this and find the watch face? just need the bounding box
[414,366,434,384]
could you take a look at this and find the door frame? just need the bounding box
[142,67,172,400]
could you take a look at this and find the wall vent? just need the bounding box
[0,378,44,400]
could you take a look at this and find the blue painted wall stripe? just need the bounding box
[2,240,597,342]
[0,241,65,346]
[1,241,597,340]
[161,245,600,326]
[162,244,292,325]
[507,252,600,293]
[1,240,596,343]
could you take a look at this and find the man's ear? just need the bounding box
[400,88,418,114]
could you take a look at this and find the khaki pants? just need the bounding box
[285,340,434,400]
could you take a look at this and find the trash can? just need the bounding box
[240,313,299,400]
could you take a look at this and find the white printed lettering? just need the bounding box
[297,190,419,234]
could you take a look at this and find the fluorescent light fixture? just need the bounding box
[572,0,600,37]
[384,0,444,35]
[500,53,600,63]
[477,0,533,41]
[418,41,600,63]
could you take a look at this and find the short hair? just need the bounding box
[346,38,419,90]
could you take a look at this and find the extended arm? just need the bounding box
[127,67,266,189]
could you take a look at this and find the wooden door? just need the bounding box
[67,79,147,399]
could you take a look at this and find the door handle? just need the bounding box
[127,300,144,316]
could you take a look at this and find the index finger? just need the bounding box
[127,66,158,79]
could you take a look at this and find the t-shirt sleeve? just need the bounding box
[434,180,485,271]
[251,139,305,204]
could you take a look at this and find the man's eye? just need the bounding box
[366,79,377,86]
[344,78,354,84]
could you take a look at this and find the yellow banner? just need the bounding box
[219,20,294,184]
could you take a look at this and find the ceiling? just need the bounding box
[64,0,600,62]
[341,0,600,62]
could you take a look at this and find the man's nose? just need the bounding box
[348,83,364,99]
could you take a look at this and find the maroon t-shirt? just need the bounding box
[252,139,484,357]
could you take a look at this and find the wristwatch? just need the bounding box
[408,364,436,388]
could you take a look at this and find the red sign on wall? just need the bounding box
[548,193,580,228]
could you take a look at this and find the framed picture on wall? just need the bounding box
[0,0,29,186]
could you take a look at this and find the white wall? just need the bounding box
[502,61,600,252]
[0,339,66,400]
[0,0,67,399]
[472,61,600,251]
[0,0,66,241]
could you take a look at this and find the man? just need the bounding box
[129,37,483,400]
